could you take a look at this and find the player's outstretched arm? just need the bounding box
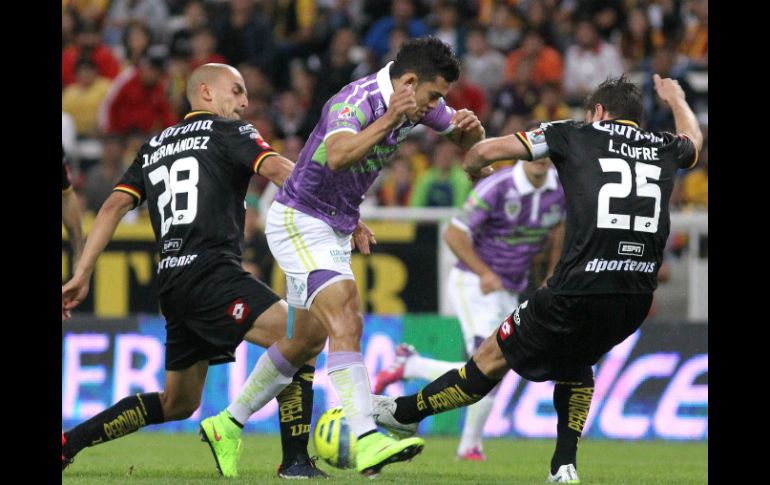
[62,191,135,319]
[62,189,84,268]
[653,73,703,150]
[463,134,531,178]
[258,154,295,187]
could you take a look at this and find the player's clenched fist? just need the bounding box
[385,84,417,127]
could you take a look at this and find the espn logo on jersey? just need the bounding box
[163,238,182,253]
[618,241,644,257]
[228,299,251,324]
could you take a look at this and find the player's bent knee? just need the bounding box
[474,335,509,380]
[159,392,200,421]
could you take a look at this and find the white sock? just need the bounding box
[327,351,377,438]
[457,384,499,454]
[227,343,297,425]
[404,354,465,381]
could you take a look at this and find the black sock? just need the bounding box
[63,393,164,459]
[551,369,595,474]
[277,365,315,466]
[393,358,500,424]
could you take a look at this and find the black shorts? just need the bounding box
[495,288,652,382]
[159,262,281,371]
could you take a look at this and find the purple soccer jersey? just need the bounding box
[275,62,457,233]
[452,163,566,292]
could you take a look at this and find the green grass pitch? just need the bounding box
[62,432,707,484]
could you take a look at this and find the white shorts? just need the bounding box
[448,266,519,356]
[265,201,355,309]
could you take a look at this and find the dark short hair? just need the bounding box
[391,36,460,83]
[584,75,644,124]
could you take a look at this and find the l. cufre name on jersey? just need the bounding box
[144,120,213,167]
[594,121,662,161]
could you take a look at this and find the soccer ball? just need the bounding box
[313,406,358,469]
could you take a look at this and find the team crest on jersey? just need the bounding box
[338,106,354,119]
[228,299,251,324]
[530,129,545,143]
[504,191,522,219]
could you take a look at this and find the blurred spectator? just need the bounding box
[575,0,625,41]
[489,61,539,135]
[62,7,82,49]
[520,0,560,49]
[62,20,121,87]
[167,52,193,119]
[65,0,111,24]
[382,26,410,65]
[364,0,429,62]
[378,155,413,206]
[274,91,307,139]
[397,137,430,180]
[485,3,521,53]
[641,45,693,132]
[265,0,320,49]
[504,28,563,88]
[326,0,367,33]
[681,135,707,208]
[240,61,276,107]
[410,140,471,208]
[431,0,467,58]
[189,27,227,70]
[647,0,683,47]
[120,20,153,67]
[312,27,366,103]
[618,7,663,71]
[462,24,506,100]
[168,0,209,58]
[102,54,175,135]
[680,0,708,70]
[215,0,275,69]
[532,82,571,122]
[61,58,112,137]
[103,0,169,47]
[82,135,126,212]
[445,69,488,124]
[563,19,624,105]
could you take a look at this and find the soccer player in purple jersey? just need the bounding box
[371,74,702,483]
[204,37,486,476]
[374,155,566,461]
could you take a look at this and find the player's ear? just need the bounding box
[200,82,213,102]
[400,73,418,88]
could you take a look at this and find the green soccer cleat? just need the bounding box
[199,411,243,477]
[355,431,424,477]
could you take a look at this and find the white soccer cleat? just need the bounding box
[371,394,419,439]
[547,464,580,483]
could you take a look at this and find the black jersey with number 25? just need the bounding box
[114,112,278,295]
[516,119,698,295]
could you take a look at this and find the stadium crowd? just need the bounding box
[62,0,707,225]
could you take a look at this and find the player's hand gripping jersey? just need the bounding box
[516,119,698,294]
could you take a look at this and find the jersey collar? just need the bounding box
[513,160,558,195]
[184,110,216,120]
[376,61,395,108]
[613,119,640,128]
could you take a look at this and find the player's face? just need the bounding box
[408,76,451,122]
[523,157,552,178]
[212,70,249,119]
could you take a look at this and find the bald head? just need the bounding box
[186,63,248,119]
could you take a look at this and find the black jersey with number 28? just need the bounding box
[516,119,698,295]
[114,112,278,295]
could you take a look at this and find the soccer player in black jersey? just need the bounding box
[372,74,703,483]
[62,145,84,272]
[61,64,356,479]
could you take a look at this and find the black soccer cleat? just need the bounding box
[276,455,330,479]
